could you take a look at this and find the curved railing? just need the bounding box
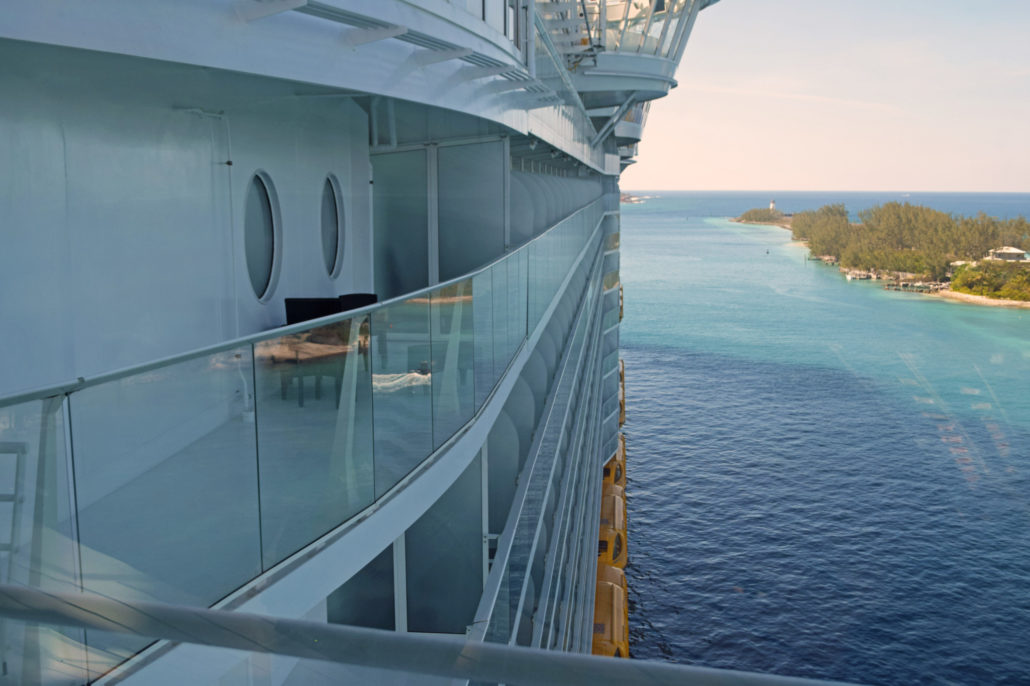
[0,197,606,682]
[0,583,859,686]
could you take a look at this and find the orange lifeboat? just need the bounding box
[592,579,629,658]
[598,491,627,568]
[597,564,629,636]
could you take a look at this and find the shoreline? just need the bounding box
[730,217,792,230]
[729,215,1030,310]
[929,289,1030,309]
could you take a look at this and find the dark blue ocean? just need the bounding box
[620,191,1030,685]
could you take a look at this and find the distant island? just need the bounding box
[733,203,793,230]
[736,202,1030,305]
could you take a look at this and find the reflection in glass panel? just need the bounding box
[254,317,374,569]
[605,232,621,252]
[370,297,433,497]
[431,279,476,449]
[0,398,86,685]
[70,348,261,671]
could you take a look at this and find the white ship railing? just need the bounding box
[0,197,606,683]
[0,583,861,686]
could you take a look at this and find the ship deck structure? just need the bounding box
[0,2,853,684]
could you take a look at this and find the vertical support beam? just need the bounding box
[480,446,490,586]
[671,0,702,64]
[526,0,536,76]
[393,535,408,632]
[427,144,440,286]
[502,137,511,250]
[60,395,81,590]
[370,97,380,148]
[367,164,375,291]
[387,98,397,150]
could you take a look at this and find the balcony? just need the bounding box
[538,0,720,109]
[0,198,607,683]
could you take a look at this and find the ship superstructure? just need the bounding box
[0,1,721,683]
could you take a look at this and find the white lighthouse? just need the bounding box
[769,199,777,211]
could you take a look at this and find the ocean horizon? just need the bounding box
[620,191,1030,685]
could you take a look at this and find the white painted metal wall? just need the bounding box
[0,40,372,397]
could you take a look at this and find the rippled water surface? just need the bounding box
[620,192,1030,685]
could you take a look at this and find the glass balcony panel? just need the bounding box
[370,297,433,497]
[489,260,509,383]
[254,317,374,569]
[604,26,621,50]
[603,305,620,331]
[660,12,682,56]
[543,231,558,320]
[604,369,620,400]
[642,10,668,54]
[512,249,528,358]
[70,348,262,669]
[431,279,476,448]
[603,269,620,291]
[527,241,542,333]
[473,269,495,409]
[616,0,650,52]
[0,398,86,685]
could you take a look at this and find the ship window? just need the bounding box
[244,173,278,299]
[598,539,609,556]
[321,175,344,276]
[613,533,623,561]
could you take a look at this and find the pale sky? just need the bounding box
[621,0,1030,192]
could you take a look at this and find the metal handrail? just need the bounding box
[0,197,606,409]
[0,583,861,686]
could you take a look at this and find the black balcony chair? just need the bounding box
[276,296,373,408]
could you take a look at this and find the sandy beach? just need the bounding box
[731,217,793,230]
[931,289,1030,309]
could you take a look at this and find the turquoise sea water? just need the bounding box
[620,192,1030,685]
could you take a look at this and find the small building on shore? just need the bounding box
[986,246,1029,262]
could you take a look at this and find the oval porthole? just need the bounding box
[321,175,344,277]
[244,173,277,299]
